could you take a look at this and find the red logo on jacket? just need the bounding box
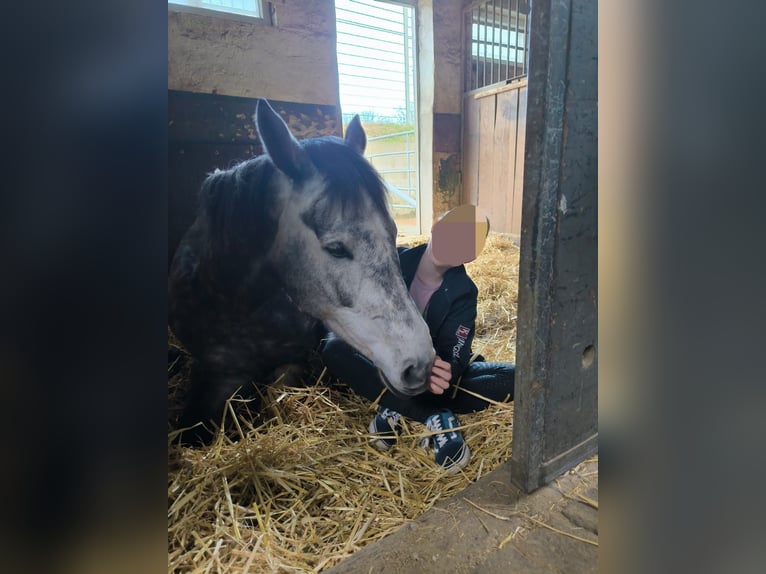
[453,325,471,359]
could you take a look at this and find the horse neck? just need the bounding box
[200,158,287,293]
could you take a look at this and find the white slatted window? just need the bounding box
[335,0,420,235]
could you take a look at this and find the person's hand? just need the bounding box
[428,357,451,394]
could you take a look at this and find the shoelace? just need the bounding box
[426,416,449,449]
[380,409,401,427]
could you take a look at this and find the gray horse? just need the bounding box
[169,99,434,444]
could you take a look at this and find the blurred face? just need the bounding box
[430,205,490,267]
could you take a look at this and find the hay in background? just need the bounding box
[168,232,520,573]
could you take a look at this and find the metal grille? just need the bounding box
[464,0,531,91]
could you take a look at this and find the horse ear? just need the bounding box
[256,99,311,180]
[344,115,367,154]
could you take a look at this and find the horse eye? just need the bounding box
[324,242,353,260]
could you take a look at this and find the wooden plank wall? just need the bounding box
[461,79,527,239]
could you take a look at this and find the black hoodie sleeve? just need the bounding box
[432,286,478,386]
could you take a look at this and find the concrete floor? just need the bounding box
[325,456,598,574]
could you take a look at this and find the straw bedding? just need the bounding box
[168,232,520,573]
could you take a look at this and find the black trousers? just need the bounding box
[320,336,515,423]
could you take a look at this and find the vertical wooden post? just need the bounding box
[511,0,598,492]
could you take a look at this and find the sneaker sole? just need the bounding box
[442,444,471,475]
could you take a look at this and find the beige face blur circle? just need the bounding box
[431,205,490,266]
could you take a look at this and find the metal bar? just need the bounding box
[500,0,505,82]
[481,3,487,88]
[485,3,490,87]
[468,8,473,90]
[514,1,520,76]
[406,131,413,195]
[505,0,512,81]
[524,8,530,74]
[472,8,478,90]
[520,0,525,76]
[410,10,417,123]
[367,151,417,160]
[402,7,411,127]
[477,7,482,90]
[383,184,417,207]
[463,10,468,91]
[511,0,518,79]
[375,168,418,175]
[475,4,481,89]
[490,0,496,85]
[367,130,415,141]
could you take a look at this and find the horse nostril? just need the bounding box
[402,363,422,386]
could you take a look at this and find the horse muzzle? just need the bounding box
[377,363,430,398]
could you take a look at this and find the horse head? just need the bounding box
[256,99,434,397]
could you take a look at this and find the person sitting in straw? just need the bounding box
[321,205,515,474]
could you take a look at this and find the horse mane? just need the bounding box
[302,136,389,217]
[198,155,279,258]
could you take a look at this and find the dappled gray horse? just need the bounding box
[169,100,434,444]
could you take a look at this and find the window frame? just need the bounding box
[168,0,271,26]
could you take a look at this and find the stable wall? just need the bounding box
[168,3,340,103]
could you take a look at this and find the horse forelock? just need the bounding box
[301,137,390,219]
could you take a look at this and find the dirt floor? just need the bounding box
[324,456,598,574]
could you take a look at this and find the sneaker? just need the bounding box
[424,410,471,474]
[368,408,402,451]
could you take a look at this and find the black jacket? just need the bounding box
[398,244,478,386]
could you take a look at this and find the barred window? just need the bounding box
[465,0,531,91]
